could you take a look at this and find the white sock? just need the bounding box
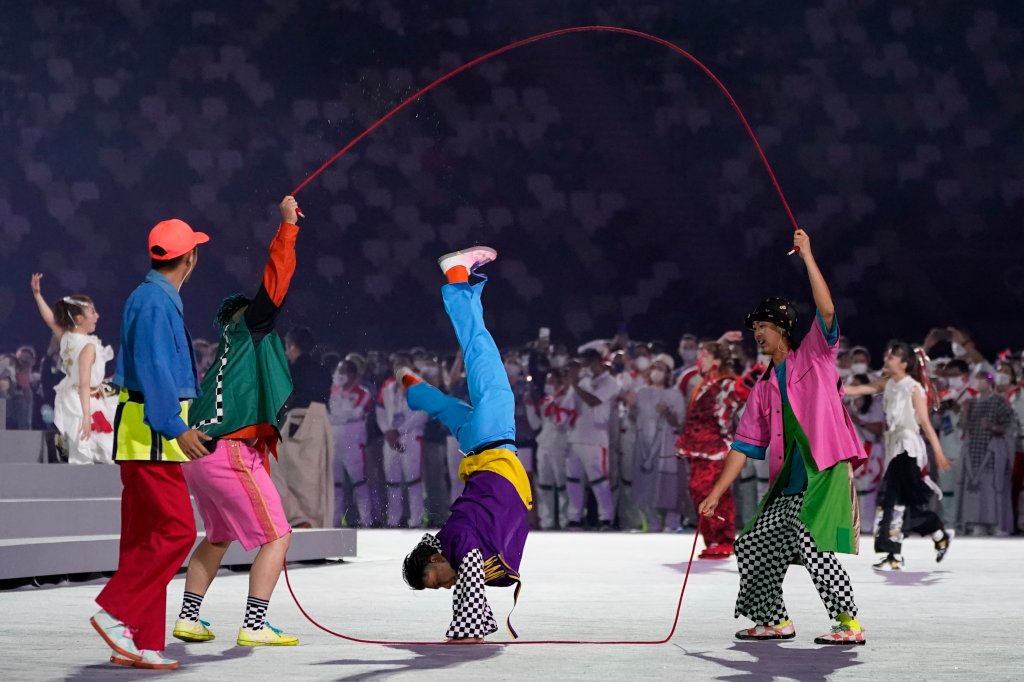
[931,530,945,541]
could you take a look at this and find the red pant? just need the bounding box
[96,462,196,650]
[688,457,736,547]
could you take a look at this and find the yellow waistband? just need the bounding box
[458,448,532,510]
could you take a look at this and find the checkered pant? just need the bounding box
[734,493,857,626]
[445,549,498,639]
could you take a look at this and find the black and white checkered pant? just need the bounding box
[445,549,498,640]
[734,493,857,626]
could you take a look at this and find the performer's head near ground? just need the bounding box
[403,541,457,590]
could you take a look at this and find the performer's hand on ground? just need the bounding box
[30,273,43,294]
[445,637,483,644]
[793,229,812,259]
[177,429,212,459]
[698,493,720,517]
[280,195,300,224]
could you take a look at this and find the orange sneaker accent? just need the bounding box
[402,373,422,389]
[446,265,470,283]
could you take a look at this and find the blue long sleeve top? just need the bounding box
[112,270,201,438]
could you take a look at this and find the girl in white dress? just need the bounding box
[846,342,952,570]
[31,273,117,464]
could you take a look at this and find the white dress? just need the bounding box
[882,376,941,497]
[53,332,117,464]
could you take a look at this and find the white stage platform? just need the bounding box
[0,529,1017,680]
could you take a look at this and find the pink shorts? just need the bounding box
[182,439,291,551]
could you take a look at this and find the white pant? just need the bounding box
[383,436,424,527]
[332,430,371,527]
[567,442,615,523]
[536,438,569,529]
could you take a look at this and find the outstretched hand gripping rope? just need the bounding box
[289,26,802,255]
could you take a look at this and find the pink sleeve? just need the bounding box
[733,385,770,448]
[800,314,839,362]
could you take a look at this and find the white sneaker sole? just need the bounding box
[437,246,497,275]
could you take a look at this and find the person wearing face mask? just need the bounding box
[90,213,211,669]
[698,229,868,646]
[848,347,873,380]
[613,349,647,530]
[845,343,953,571]
[329,357,373,527]
[958,372,1016,536]
[549,344,570,370]
[30,274,117,465]
[835,351,853,383]
[526,368,575,529]
[674,334,702,410]
[566,349,621,530]
[377,352,430,528]
[932,359,973,526]
[677,342,743,556]
[631,354,686,533]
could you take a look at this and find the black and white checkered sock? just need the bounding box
[243,596,270,631]
[178,591,203,622]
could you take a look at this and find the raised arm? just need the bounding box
[844,376,887,396]
[30,274,63,338]
[793,229,835,330]
[243,196,301,335]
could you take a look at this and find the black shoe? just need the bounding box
[935,529,954,562]
[566,521,583,532]
[598,521,614,532]
[871,554,903,571]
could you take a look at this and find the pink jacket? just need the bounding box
[734,316,867,487]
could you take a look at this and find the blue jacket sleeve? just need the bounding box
[129,304,189,439]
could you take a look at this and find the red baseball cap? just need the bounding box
[148,219,210,260]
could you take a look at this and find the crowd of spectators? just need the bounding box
[8,317,1020,538]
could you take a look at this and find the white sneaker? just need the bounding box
[90,609,141,661]
[111,649,179,670]
[438,246,497,276]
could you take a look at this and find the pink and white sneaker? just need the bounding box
[437,246,497,276]
[735,622,796,640]
[110,649,181,669]
[90,609,141,661]
[814,623,866,646]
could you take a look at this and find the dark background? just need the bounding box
[2,1,1021,357]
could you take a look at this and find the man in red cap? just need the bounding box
[90,217,212,670]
